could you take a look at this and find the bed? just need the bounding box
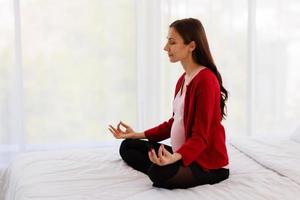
[1,136,300,200]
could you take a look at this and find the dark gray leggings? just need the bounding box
[119,139,229,189]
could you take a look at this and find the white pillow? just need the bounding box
[290,125,300,143]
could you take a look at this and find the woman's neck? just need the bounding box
[181,59,201,76]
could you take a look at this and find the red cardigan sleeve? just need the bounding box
[144,118,174,142]
[176,74,217,166]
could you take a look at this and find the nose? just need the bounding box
[163,43,168,52]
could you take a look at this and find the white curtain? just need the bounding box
[1,0,300,167]
[0,0,138,166]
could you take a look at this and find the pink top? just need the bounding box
[170,67,204,152]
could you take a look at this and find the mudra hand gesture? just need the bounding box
[108,121,182,166]
[108,121,136,139]
[149,144,180,166]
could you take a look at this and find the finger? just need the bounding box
[117,122,121,132]
[109,125,119,134]
[159,156,168,165]
[120,121,130,128]
[162,145,172,156]
[158,145,163,158]
[151,149,160,164]
[108,127,115,133]
[108,125,117,134]
[148,150,155,163]
[109,127,119,137]
[108,128,118,138]
[108,126,119,138]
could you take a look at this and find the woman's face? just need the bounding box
[164,27,194,63]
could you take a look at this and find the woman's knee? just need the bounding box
[213,168,230,184]
[119,139,133,159]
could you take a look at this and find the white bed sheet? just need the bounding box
[230,137,300,185]
[1,139,300,200]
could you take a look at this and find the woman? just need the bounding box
[108,18,229,189]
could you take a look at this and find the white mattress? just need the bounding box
[1,138,300,200]
[230,137,300,185]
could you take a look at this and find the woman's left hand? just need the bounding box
[148,145,182,166]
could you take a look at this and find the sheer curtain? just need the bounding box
[1,0,300,167]
[254,0,300,136]
[0,0,137,166]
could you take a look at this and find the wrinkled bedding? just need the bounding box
[1,138,300,200]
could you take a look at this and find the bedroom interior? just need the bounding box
[0,0,300,199]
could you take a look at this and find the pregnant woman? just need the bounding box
[109,18,229,189]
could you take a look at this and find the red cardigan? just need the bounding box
[144,68,229,170]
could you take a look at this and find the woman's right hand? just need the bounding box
[108,121,139,139]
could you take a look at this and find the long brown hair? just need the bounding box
[170,18,228,120]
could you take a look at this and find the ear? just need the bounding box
[188,41,196,52]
